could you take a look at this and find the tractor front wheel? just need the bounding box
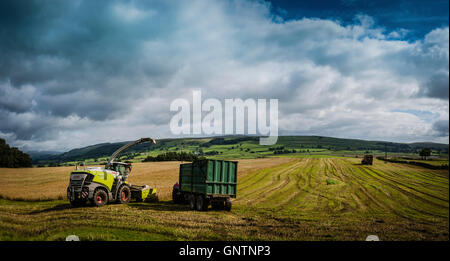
[93,189,108,207]
[117,185,131,204]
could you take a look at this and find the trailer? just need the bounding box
[361,154,374,165]
[172,159,237,211]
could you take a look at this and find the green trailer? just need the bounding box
[172,159,238,211]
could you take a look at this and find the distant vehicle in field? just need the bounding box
[361,154,373,165]
[67,138,157,207]
[172,159,237,211]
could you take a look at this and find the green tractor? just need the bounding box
[67,138,157,207]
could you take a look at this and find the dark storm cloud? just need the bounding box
[433,120,449,137]
[0,0,181,119]
[0,109,54,140]
[424,72,449,99]
[0,82,35,113]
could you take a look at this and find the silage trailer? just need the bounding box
[172,159,237,211]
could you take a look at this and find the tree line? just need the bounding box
[142,151,204,162]
[0,138,33,168]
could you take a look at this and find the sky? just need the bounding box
[0,0,448,152]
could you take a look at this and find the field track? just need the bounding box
[0,157,448,240]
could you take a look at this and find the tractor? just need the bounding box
[361,154,374,165]
[67,138,157,207]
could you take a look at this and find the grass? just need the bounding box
[0,157,448,241]
[326,179,338,185]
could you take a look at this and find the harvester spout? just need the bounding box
[105,137,156,169]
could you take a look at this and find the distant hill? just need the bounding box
[26,150,61,161]
[32,135,449,165]
[408,142,449,151]
[0,138,32,168]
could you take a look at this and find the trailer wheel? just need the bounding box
[224,198,232,211]
[117,185,131,204]
[188,195,196,210]
[172,190,182,204]
[177,193,185,204]
[196,195,208,211]
[93,189,108,207]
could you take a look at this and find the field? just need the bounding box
[0,157,448,241]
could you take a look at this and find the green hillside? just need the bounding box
[32,136,449,166]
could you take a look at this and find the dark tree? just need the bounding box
[0,139,33,168]
[419,148,431,160]
[142,151,201,162]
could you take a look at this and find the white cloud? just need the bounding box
[112,2,156,23]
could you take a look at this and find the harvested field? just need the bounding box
[0,157,448,240]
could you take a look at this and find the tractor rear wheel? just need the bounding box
[188,194,196,210]
[93,189,108,207]
[117,185,131,204]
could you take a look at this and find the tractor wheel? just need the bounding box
[196,195,208,211]
[224,198,232,211]
[188,194,196,210]
[93,189,108,207]
[117,185,131,204]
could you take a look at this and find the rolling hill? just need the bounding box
[31,135,449,165]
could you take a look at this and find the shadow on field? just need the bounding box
[29,203,73,215]
[128,201,191,212]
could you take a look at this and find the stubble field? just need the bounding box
[0,157,448,241]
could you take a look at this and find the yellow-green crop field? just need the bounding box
[0,157,448,241]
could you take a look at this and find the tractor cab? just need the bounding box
[107,162,132,180]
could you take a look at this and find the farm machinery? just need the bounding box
[172,159,237,211]
[361,154,374,165]
[67,138,157,207]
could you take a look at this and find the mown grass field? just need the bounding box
[0,157,448,241]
